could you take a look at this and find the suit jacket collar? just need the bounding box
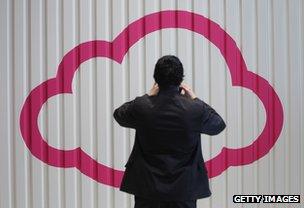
[158,85,180,95]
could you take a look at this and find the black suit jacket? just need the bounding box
[113,85,226,201]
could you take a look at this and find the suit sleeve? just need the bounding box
[194,98,226,135]
[113,98,137,129]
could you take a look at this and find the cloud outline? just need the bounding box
[19,10,284,187]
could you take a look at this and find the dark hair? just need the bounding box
[153,55,184,88]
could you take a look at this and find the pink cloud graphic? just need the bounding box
[19,10,284,188]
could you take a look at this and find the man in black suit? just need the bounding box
[113,55,226,208]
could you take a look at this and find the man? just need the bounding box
[113,55,226,208]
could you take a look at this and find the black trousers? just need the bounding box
[134,195,197,208]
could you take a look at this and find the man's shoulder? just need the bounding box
[130,94,151,109]
[134,93,149,103]
[135,93,205,110]
[176,94,206,109]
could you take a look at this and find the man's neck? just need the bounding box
[158,85,180,95]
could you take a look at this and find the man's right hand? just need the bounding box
[148,82,159,96]
[179,83,197,100]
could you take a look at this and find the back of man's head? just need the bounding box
[153,55,184,88]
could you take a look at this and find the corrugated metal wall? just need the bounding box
[0,0,303,207]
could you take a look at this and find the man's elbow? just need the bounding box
[113,109,121,124]
[211,120,226,135]
[113,109,131,128]
[204,119,226,136]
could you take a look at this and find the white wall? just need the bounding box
[0,0,303,208]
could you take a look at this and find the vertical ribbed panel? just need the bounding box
[0,1,303,208]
